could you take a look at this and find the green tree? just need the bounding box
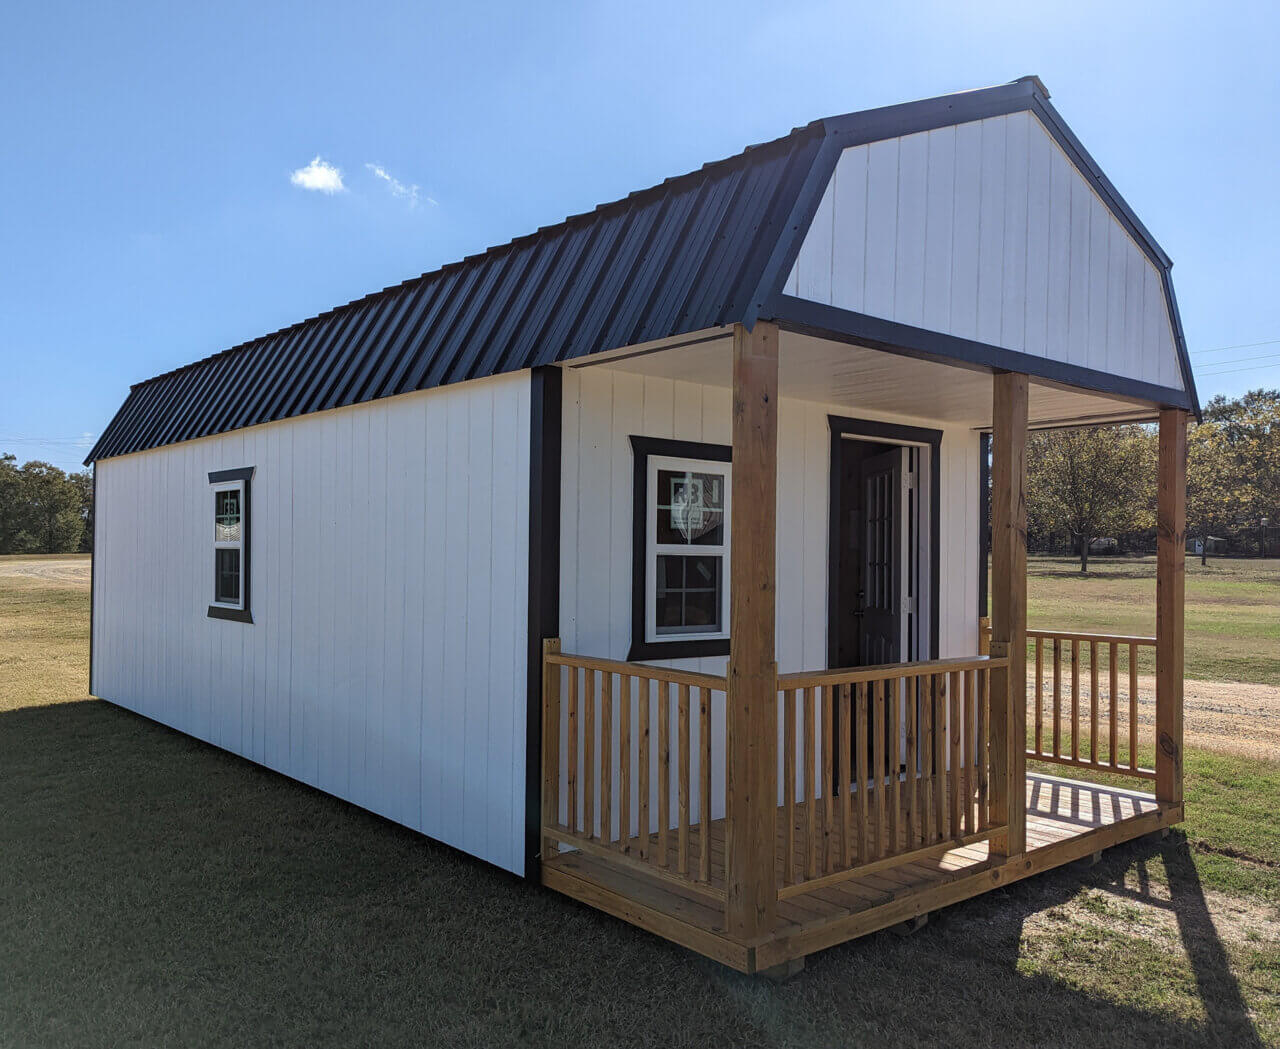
[18,461,84,554]
[68,469,94,552]
[1025,425,1155,573]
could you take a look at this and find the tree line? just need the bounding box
[1025,388,1280,571]
[0,455,93,554]
[2,389,1276,564]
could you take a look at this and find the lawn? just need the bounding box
[1026,555,1280,686]
[2,556,1277,1048]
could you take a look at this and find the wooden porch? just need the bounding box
[543,773,1179,973]
[538,322,1189,975]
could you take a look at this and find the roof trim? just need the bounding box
[770,294,1196,413]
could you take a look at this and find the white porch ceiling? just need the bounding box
[569,327,1162,431]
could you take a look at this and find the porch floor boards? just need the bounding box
[540,772,1177,973]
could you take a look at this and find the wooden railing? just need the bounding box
[774,654,1010,899]
[540,641,727,901]
[1027,629,1156,780]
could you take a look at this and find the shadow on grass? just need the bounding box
[0,699,1264,1048]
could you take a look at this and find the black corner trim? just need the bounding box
[209,466,255,483]
[525,366,562,880]
[826,416,942,667]
[207,605,253,623]
[627,436,732,663]
[772,296,1196,412]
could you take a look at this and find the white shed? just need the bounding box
[88,77,1197,974]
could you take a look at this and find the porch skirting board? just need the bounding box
[540,774,1181,974]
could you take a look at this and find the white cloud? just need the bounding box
[75,432,95,449]
[366,163,433,208]
[290,156,345,194]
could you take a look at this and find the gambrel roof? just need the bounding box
[87,76,1197,463]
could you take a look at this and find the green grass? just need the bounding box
[2,559,1277,1047]
[1025,556,1280,686]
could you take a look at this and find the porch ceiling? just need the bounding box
[571,328,1167,430]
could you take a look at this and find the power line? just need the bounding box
[1191,337,1280,357]
[1195,361,1280,379]
[1197,351,1280,374]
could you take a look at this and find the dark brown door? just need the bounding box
[859,448,902,666]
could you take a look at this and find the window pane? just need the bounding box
[655,554,722,635]
[215,548,241,604]
[656,469,725,546]
[215,489,241,542]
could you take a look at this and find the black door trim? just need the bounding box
[827,415,942,669]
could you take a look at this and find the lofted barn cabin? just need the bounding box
[87,77,1195,976]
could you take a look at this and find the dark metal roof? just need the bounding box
[87,121,825,462]
[88,77,1198,462]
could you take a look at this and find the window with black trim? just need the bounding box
[629,437,731,661]
[208,467,253,623]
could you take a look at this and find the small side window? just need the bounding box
[208,467,253,623]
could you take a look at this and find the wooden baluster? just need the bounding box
[657,680,670,866]
[932,674,946,842]
[1034,635,1044,756]
[804,685,817,880]
[567,665,579,834]
[1109,643,1119,769]
[699,686,711,882]
[976,668,989,830]
[963,669,975,835]
[1089,640,1099,767]
[921,675,934,844]
[620,674,631,854]
[1129,643,1139,772]
[948,670,962,841]
[872,679,886,859]
[541,642,561,859]
[905,675,918,848]
[856,681,869,863]
[600,672,612,846]
[1071,639,1080,761]
[638,678,650,861]
[1052,638,1062,758]
[678,682,690,876]
[782,688,795,886]
[888,677,901,856]
[839,683,853,868]
[583,669,595,839]
[823,685,835,872]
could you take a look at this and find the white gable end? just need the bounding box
[785,110,1184,393]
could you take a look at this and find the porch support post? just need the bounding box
[1156,408,1188,807]
[989,371,1028,860]
[725,320,779,941]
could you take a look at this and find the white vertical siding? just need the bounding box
[558,367,982,828]
[785,110,1183,392]
[92,371,531,875]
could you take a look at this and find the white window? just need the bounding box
[208,467,253,622]
[645,454,731,644]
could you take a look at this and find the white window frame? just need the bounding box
[211,478,246,611]
[644,453,732,645]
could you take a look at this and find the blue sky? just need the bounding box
[2,0,1277,473]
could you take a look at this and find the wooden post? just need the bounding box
[989,372,1028,860]
[1156,408,1187,806]
[725,320,779,940]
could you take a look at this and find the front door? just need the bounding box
[832,437,906,669]
[859,448,903,666]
